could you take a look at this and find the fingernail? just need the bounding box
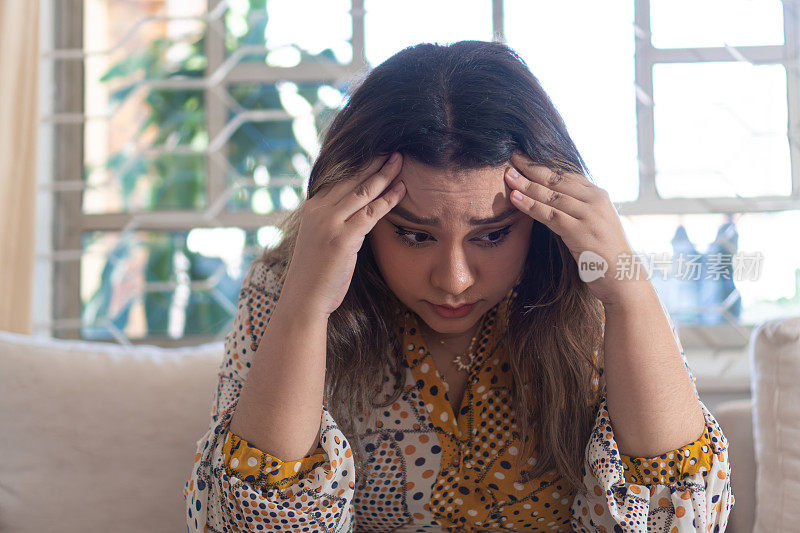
[389,152,400,163]
[392,180,405,192]
[507,168,520,179]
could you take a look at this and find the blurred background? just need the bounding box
[2,0,799,404]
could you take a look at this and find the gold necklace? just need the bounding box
[427,313,487,373]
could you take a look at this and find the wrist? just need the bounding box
[278,273,333,322]
[275,290,331,325]
[601,279,657,313]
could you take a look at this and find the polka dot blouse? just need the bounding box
[184,261,734,532]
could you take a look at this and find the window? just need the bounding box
[37,0,800,353]
[504,0,800,354]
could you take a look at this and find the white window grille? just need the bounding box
[35,0,798,370]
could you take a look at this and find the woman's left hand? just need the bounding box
[504,150,648,306]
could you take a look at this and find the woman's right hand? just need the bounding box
[280,152,406,318]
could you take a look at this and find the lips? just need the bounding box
[427,301,476,318]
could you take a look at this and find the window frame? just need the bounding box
[626,0,800,217]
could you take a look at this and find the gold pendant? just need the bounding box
[452,352,474,372]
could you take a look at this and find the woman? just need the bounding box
[185,41,733,532]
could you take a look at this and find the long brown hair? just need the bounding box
[256,41,604,497]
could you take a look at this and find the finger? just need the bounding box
[323,153,394,204]
[510,152,596,203]
[504,166,588,220]
[508,187,577,236]
[344,180,406,230]
[335,152,403,220]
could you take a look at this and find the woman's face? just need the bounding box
[369,156,535,335]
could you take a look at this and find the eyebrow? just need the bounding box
[388,205,520,226]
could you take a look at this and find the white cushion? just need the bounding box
[714,398,755,533]
[0,330,223,533]
[750,316,800,533]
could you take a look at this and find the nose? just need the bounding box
[429,242,476,298]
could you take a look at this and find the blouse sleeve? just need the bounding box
[183,260,356,533]
[570,303,735,532]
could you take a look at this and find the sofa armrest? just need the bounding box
[714,398,755,533]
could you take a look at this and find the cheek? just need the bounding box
[489,224,532,272]
[481,231,531,288]
[368,224,420,287]
[511,227,534,264]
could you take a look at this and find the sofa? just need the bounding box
[0,333,223,532]
[0,316,798,532]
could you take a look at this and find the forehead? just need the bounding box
[395,158,512,217]
[397,158,504,190]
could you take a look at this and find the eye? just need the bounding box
[391,224,513,248]
[476,226,513,247]
[392,225,432,248]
